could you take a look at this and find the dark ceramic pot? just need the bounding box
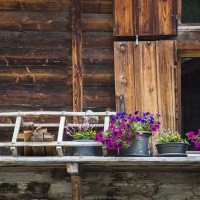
[156,142,188,156]
[119,131,152,157]
[73,140,95,156]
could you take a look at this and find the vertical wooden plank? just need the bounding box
[67,163,81,200]
[133,42,144,112]
[113,0,134,36]
[114,42,135,113]
[156,41,175,131]
[177,56,182,133]
[141,42,158,114]
[177,0,182,25]
[171,0,178,33]
[137,0,153,36]
[71,176,81,200]
[158,0,177,35]
[152,0,159,35]
[72,0,82,114]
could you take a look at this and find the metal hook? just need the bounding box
[136,35,138,46]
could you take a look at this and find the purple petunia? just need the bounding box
[94,111,161,150]
[187,130,200,150]
[125,132,131,138]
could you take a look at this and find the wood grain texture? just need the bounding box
[72,0,82,113]
[0,0,71,11]
[113,0,134,36]
[0,31,71,48]
[114,41,175,136]
[158,0,177,35]
[82,0,112,14]
[113,0,177,36]
[82,14,113,31]
[114,42,135,113]
[71,175,81,200]
[156,41,175,131]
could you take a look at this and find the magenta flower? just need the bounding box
[187,131,195,139]
[187,130,200,150]
[95,111,161,150]
[136,131,141,137]
[125,132,131,138]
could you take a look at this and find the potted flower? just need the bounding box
[186,129,200,150]
[94,111,161,157]
[155,129,188,156]
[65,117,97,156]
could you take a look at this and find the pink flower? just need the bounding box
[187,131,195,139]
[125,132,131,138]
[136,131,141,137]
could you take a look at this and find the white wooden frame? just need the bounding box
[0,111,116,157]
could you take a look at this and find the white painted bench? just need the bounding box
[0,111,116,157]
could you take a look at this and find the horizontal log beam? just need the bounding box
[0,156,200,168]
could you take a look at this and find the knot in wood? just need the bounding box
[120,44,126,52]
[121,77,128,86]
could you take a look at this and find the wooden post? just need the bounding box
[72,0,82,123]
[71,176,81,200]
[67,163,81,200]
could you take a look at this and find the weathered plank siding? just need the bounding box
[0,167,200,200]
[0,0,72,112]
[114,41,175,132]
[82,0,115,112]
[0,0,115,114]
[114,0,177,36]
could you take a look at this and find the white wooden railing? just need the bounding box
[0,111,116,157]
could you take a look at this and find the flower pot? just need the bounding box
[156,143,188,157]
[73,140,95,156]
[119,131,152,157]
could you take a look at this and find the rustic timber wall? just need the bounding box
[0,0,115,113]
[82,0,115,112]
[0,0,72,112]
[1,167,200,200]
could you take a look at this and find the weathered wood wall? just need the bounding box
[82,0,115,112]
[0,0,115,114]
[0,167,200,200]
[0,0,72,112]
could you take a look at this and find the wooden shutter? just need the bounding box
[114,41,175,131]
[114,0,177,36]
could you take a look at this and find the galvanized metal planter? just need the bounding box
[119,131,152,157]
[156,143,189,157]
[73,140,96,156]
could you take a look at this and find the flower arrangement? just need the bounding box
[187,130,200,150]
[65,116,97,140]
[155,129,188,144]
[94,111,161,150]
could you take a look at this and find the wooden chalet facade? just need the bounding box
[0,0,200,199]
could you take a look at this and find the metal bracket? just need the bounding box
[136,35,139,46]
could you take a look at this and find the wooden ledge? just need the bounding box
[1,156,200,169]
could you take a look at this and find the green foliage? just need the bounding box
[155,129,188,144]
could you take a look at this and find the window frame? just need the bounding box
[178,0,200,25]
[177,0,200,134]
